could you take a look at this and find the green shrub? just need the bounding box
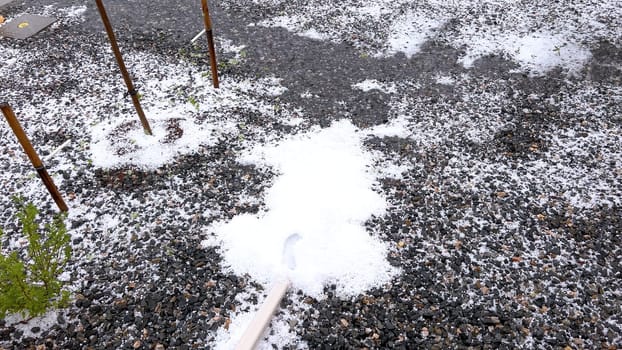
[0,199,71,319]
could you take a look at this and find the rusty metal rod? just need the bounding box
[1,103,68,212]
[95,0,153,135]
[201,0,219,88]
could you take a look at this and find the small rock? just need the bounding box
[482,316,500,325]
[540,305,549,314]
[421,327,429,338]
[422,309,436,317]
[114,298,128,310]
[288,319,298,329]
[453,240,463,249]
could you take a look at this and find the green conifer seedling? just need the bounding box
[0,198,71,319]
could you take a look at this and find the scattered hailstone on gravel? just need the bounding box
[89,51,290,169]
[204,120,398,298]
[90,109,235,169]
[41,4,88,25]
[231,0,621,74]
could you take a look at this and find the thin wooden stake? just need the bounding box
[45,138,71,162]
[1,103,68,212]
[235,279,290,350]
[95,0,153,135]
[201,0,220,88]
[191,29,205,44]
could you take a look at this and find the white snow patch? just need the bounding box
[204,120,398,298]
[382,11,444,58]
[5,310,60,338]
[282,114,305,127]
[300,90,317,99]
[58,5,87,18]
[454,16,597,74]
[368,115,411,139]
[376,161,410,179]
[350,3,392,19]
[219,38,247,55]
[435,75,456,85]
[240,77,288,97]
[352,79,397,94]
[259,15,306,33]
[507,33,592,75]
[300,28,328,41]
[213,308,257,350]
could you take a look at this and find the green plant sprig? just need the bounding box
[0,198,72,319]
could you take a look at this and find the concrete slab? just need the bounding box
[0,0,15,8]
[0,14,56,39]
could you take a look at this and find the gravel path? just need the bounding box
[1,0,621,349]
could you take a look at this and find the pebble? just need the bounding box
[421,327,429,338]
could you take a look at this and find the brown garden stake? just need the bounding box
[95,0,153,135]
[201,0,220,88]
[1,103,68,212]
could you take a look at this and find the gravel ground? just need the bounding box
[1,0,621,349]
